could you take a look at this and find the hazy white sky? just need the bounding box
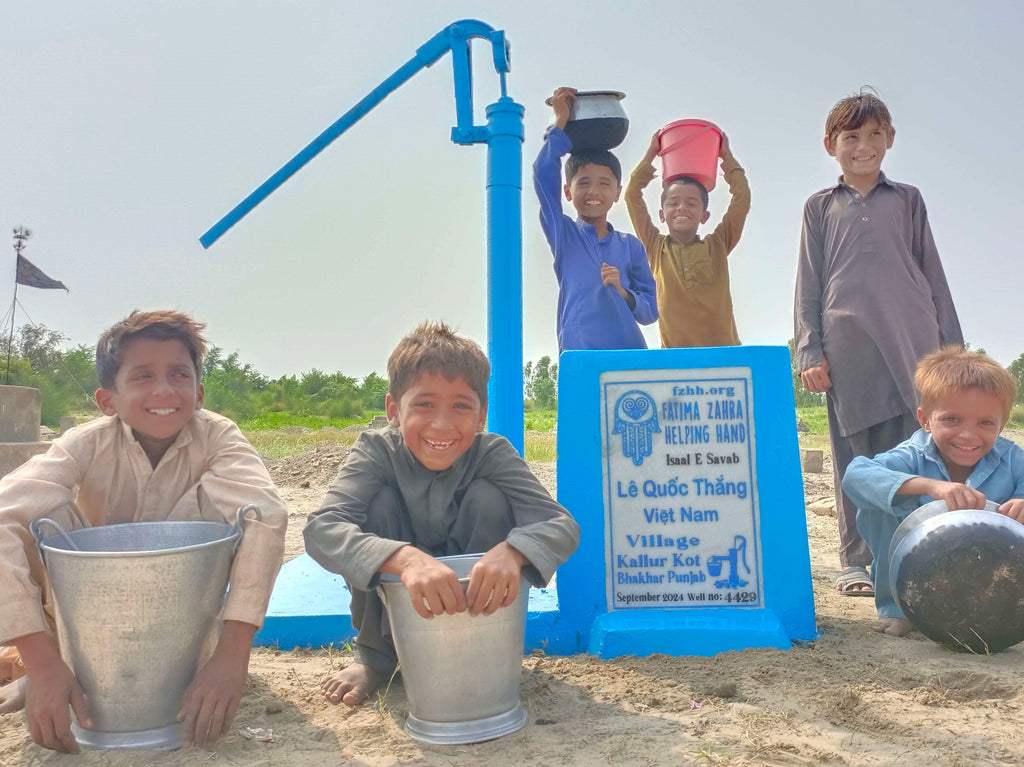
[4,1,1023,379]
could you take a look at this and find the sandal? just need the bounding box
[835,566,874,597]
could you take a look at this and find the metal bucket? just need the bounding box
[30,505,259,750]
[889,500,1024,653]
[378,553,529,744]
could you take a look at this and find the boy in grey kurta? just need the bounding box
[304,322,579,707]
[793,91,962,595]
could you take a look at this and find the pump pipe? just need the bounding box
[199,20,525,453]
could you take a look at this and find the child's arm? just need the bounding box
[177,619,255,746]
[623,132,664,259]
[894,476,987,510]
[532,88,576,260]
[794,198,830,391]
[196,418,287,631]
[704,132,751,254]
[909,192,963,347]
[15,630,90,754]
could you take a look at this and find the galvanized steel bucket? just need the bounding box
[378,553,529,744]
[30,505,260,750]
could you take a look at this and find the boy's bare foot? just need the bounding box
[0,677,27,714]
[872,617,914,637]
[321,663,381,707]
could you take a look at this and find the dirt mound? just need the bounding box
[263,444,350,489]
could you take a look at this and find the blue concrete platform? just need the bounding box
[254,554,577,654]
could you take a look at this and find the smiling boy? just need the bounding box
[794,90,963,597]
[533,86,657,352]
[304,321,579,707]
[0,310,286,752]
[842,347,1024,637]
[625,129,750,348]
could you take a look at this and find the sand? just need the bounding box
[2,438,1023,766]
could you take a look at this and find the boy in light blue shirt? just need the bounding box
[842,347,1024,637]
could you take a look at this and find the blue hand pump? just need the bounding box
[199,20,525,454]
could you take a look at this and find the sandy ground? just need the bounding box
[2,435,1023,766]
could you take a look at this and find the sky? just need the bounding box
[3,0,1023,381]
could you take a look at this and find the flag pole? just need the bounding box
[6,227,30,384]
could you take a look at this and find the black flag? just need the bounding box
[16,254,67,291]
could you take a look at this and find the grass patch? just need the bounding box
[238,410,384,431]
[524,409,557,432]
[1007,405,1024,429]
[524,432,556,462]
[795,406,828,435]
[244,428,358,459]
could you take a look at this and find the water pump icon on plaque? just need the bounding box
[603,369,763,611]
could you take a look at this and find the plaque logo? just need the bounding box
[612,390,660,466]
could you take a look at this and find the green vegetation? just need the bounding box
[524,408,557,432]
[795,406,828,435]
[524,356,558,410]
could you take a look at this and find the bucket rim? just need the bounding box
[37,519,239,558]
[379,553,482,584]
[659,118,721,136]
[544,90,625,106]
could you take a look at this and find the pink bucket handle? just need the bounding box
[658,126,718,157]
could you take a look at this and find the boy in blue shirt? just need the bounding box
[842,347,1024,637]
[534,86,658,352]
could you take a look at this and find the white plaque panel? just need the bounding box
[600,368,762,610]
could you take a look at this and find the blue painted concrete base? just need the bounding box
[587,608,791,658]
[254,554,575,654]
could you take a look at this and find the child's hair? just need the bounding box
[387,321,490,407]
[661,176,709,211]
[915,346,1017,422]
[96,310,208,390]
[565,149,622,185]
[825,87,894,144]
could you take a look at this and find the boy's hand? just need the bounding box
[601,264,635,308]
[466,542,527,616]
[719,131,734,161]
[17,630,90,754]
[385,545,466,618]
[998,498,1024,523]
[24,659,89,754]
[178,620,254,747]
[550,87,576,130]
[926,479,987,510]
[800,357,832,392]
[643,131,661,164]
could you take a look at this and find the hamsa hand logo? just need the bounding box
[613,390,660,466]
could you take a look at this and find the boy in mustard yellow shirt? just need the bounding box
[625,131,750,348]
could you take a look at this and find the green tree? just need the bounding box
[524,356,558,410]
[1009,353,1024,405]
[358,372,388,411]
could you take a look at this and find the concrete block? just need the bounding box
[60,417,77,435]
[801,448,824,473]
[0,386,41,443]
[0,441,50,476]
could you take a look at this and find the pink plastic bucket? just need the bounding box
[658,119,722,191]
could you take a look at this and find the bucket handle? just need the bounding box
[232,504,262,554]
[29,517,81,553]
[658,126,718,157]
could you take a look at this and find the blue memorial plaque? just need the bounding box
[556,347,816,659]
[602,368,762,611]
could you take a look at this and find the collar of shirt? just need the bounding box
[832,171,897,197]
[574,217,616,241]
[919,430,1015,486]
[117,415,195,455]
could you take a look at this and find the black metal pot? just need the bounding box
[547,91,629,151]
[889,500,1024,653]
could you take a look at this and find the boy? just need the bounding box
[0,310,287,753]
[842,347,1024,637]
[793,90,963,596]
[533,86,658,353]
[624,129,750,348]
[303,321,579,707]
